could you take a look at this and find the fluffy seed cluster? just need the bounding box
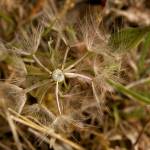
[0,1,123,150]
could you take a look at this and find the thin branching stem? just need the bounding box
[32,54,52,74]
[64,72,92,81]
[55,82,63,115]
[64,51,89,72]
[61,46,70,70]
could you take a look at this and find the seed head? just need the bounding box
[52,69,65,82]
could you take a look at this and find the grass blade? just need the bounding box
[108,79,150,104]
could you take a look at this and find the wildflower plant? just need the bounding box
[9,14,119,119]
[1,1,150,150]
[0,0,121,130]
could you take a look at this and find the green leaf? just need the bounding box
[109,26,150,52]
[108,79,150,104]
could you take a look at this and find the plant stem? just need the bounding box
[64,51,89,72]
[55,82,63,115]
[108,79,150,104]
[61,46,70,70]
[10,109,85,150]
[64,72,92,81]
[32,54,52,74]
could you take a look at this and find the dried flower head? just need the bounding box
[79,15,110,54]
[0,82,26,113]
[15,24,44,56]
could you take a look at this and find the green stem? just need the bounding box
[108,79,150,104]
